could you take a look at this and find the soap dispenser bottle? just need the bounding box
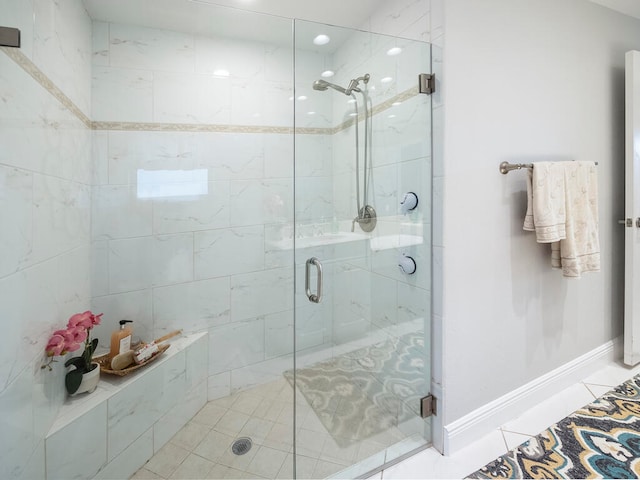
[110,320,133,358]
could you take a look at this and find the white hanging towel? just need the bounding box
[523,161,600,278]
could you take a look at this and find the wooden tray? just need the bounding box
[94,343,170,376]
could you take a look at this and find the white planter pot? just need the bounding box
[70,362,100,396]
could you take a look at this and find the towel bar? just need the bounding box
[499,161,598,175]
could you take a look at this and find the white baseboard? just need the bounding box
[442,336,622,455]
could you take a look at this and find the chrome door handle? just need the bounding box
[305,257,323,303]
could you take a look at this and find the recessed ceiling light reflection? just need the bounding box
[288,96,294,101]
[297,95,307,101]
[307,111,316,115]
[392,101,402,106]
[321,70,335,78]
[212,69,230,77]
[381,76,393,84]
[313,34,330,45]
[387,47,402,56]
[347,98,357,104]
[349,112,358,117]
[388,114,396,118]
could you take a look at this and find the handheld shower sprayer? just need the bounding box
[312,73,377,233]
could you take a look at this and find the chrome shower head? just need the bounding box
[312,79,348,95]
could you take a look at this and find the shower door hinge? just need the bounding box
[420,394,436,418]
[418,73,435,95]
[0,27,20,48]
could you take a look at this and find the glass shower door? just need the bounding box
[293,20,433,477]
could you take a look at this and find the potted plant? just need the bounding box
[43,311,103,395]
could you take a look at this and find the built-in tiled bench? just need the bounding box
[45,333,208,480]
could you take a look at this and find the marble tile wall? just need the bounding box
[89,20,335,399]
[0,0,93,478]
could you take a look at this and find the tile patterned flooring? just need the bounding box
[375,358,640,479]
[132,357,640,479]
[132,377,411,479]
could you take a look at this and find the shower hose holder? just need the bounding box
[352,205,377,233]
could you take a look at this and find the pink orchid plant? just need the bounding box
[43,311,103,394]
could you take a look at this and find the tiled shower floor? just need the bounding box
[132,377,409,479]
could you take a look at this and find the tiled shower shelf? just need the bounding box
[45,332,208,480]
[48,333,205,435]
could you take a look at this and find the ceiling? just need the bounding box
[589,0,640,20]
[82,0,387,47]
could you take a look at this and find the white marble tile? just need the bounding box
[55,246,91,323]
[91,289,154,350]
[195,35,265,79]
[185,333,209,386]
[46,401,107,480]
[584,382,614,399]
[0,367,35,480]
[33,0,92,116]
[581,361,640,388]
[229,178,293,227]
[0,259,61,389]
[18,440,45,480]
[264,310,294,359]
[94,428,153,480]
[194,225,265,279]
[108,237,152,293]
[383,430,506,479]
[230,267,293,321]
[264,223,294,268]
[231,78,266,126]
[151,233,194,287]
[264,81,294,127]
[264,134,294,180]
[208,372,231,400]
[153,180,231,234]
[153,72,231,124]
[92,66,153,122]
[107,364,164,461]
[501,430,531,451]
[32,174,90,265]
[501,383,595,436]
[109,23,195,72]
[92,21,110,66]
[107,131,198,186]
[194,132,265,181]
[154,277,230,333]
[0,165,33,278]
[294,176,333,223]
[92,130,109,186]
[1,0,35,59]
[92,185,153,240]
[370,273,398,330]
[154,374,207,451]
[208,318,265,375]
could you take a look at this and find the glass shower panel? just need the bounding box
[294,20,432,478]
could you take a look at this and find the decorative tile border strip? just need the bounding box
[1,47,92,129]
[2,47,421,136]
[91,121,330,135]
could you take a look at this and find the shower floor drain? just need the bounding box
[231,437,252,456]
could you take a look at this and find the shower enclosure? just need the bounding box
[0,1,432,478]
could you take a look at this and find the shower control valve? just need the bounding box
[398,254,417,275]
[400,192,418,215]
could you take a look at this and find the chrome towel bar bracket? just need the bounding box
[499,162,532,174]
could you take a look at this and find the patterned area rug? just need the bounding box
[284,331,426,447]
[468,374,640,479]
